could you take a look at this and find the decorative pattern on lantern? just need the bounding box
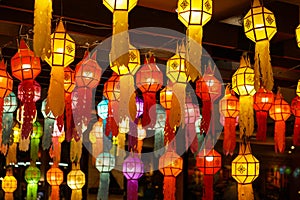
[291,96,300,146]
[232,54,256,138]
[269,91,291,153]
[96,152,115,200]
[196,149,221,200]
[47,166,64,200]
[219,87,240,155]
[243,0,277,90]
[136,55,163,128]
[123,154,144,200]
[253,87,274,141]
[45,19,75,117]
[177,0,213,80]
[2,168,17,200]
[25,164,41,200]
[67,164,86,200]
[159,151,183,200]
[232,142,259,199]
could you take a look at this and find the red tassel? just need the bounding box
[256,111,268,141]
[56,115,64,132]
[274,121,286,153]
[142,92,157,128]
[223,117,236,155]
[0,98,3,145]
[186,123,198,153]
[201,100,211,134]
[105,101,119,137]
[76,87,93,130]
[164,110,176,150]
[163,176,176,200]
[203,175,213,200]
[293,117,300,146]
[65,93,73,142]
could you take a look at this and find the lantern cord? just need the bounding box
[163,176,176,200]
[238,184,254,200]
[274,121,286,153]
[293,117,300,146]
[98,173,110,200]
[255,111,268,141]
[203,175,213,200]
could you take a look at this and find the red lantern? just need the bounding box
[291,96,300,146]
[253,87,274,141]
[136,55,163,128]
[269,91,291,153]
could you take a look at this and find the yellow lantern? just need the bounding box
[103,0,138,12]
[2,168,17,200]
[45,20,75,117]
[297,79,300,97]
[67,164,85,200]
[243,0,276,91]
[177,0,213,80]
[232,142,259,199]
[296,25,300,48]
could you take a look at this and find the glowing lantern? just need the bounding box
[159,151,183,200]
[89,120,104,165]
[232,54,256,138]
[177,0,212,80]
[269,91,291,153]
[219,87,240,155]
[25,164,41,200]
[45,19,75,117]
[296,25,300,48]
[253,87,274,141]
[136,55,163,128]
[291,96,300,146]
[30,122,43,162]
[196,149,221,200]
[243,0,277,90]
[47,166,64,200]
[297,80,300,97]
[67,164,86,200]
[2,168,17,200]
[232,143,259,199]
[96,152,115,200]
[123,154,144,200]
[98,99,109,120]
[154,104,166,157]
[2,91,17,145]
[135,96,144,118]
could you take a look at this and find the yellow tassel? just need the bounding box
[33,0,52,58]
[70,139,82,163]
[238,184,254,200]
[119,75,136,122]
[169,83,186,128]
[71,189,82,200]
[5,192,14,200]
[239,96,254,138]
[19,137,30,152]
[6,143,17,165]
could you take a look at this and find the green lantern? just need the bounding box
[25,164,41,200]
[31,122,43,162]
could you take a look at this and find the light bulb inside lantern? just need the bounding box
[275,108,281,113]
[146,78,155,84]
[206,80,214,87]
[22,64,31,71]
[83,71,94,78]
[56,48,64,54]
[261,97,269,103]
[205,156,214,162]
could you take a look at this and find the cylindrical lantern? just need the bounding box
[2,168,17,200]
[232,143,259,200]
[232,54,256,138]
[253,87,274,141]
[159,151,183,200]
[291,96,300,146]
[67,164,86,200]
[47,166,64,200]
[45,20,75,117]
[269,91,291,153]
[2,91,17,145]
[123,154,144,200]
[243,0,277,90]
[25,164,41,200]
[219,87,240,155]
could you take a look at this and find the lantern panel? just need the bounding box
[64,66,76,93]
[253,88,274,111]
[25,165,41,184]
[97,99,109,119]
[159,151,183,177]
[269,97,291,121]
[103,0,138,12]
[67,169,86,190]
[185,102,198,124]
[103,73,120,101]
[166,54,190,84]
[96,152,115,173]
[219,94,240,118]
[46,167,64,186]
[3,92,18,113]
[159,86,173,110]
[196,149,222,175]
[123,155,144,180]
[2,175,17,193]
[0,62,13,98]
[232,66,256,96]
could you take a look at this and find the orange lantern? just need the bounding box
[269,91,291,153]
[219,87,240,155]
[47,166,64,200]
[253,87,274,141]
[136,55,163,128]
[2,168,17,200]
[291,96,300,146]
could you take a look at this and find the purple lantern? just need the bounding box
[135,96,144,118]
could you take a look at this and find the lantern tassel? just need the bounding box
[2,113,14,145]
[256,111,268,141]
[239,96,254,138]
[163,176,176,200]
[47,67,65,117]
[186,25,202,81]
[127,179,138,200]
[128,122,137,153]
[52,137,61,164]
[223,117,237,155]
[98,173,110,200]
[42,118,54,150]
[274,121,286,153]
[238,184,254,200]
[6,143,17,165]
[201,100,211,134]
[19,137,30,152]
[65,93,73,142]
[71,189,82,200]
[254,40,274,91]
[203,175,213,200]
[70,139,82,163]
[30,138,40,162]
[186,123,198,153]
[27,183,38,200]
[293,117,300,146]
[106,101,119,137]
[169,83,186,128]
[51,185,60,200]
[154,128,164,157]
[142,92,157,128]
[5,192,13,200]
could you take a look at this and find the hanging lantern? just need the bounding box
[296,25,300,48]
[232,54,256,138]
[159,151,183,200]
[123,154,144,200]
[30,122,43,162]
[253,87,274,141]
[232,143,259,200]
[45,19,75,117]
[96,152,115,200]
[25,163,41,200]
[67,164,86,200]
[297,79,300,97]
[2,168,17,200]
[136,55,163,128]
[243,0,277,90]
[269,91,291,153]
[47,166,64,200]
[135,96,144,119]
[89,120,104,165]
[219,87,240,155]
[291,96,300,146]
[177,0,212,80]
[196,149,222,200]
[2,92,17,145]
[154,104,166,157]
[98,99,109,120]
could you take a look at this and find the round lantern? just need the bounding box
[67,164,86,200]
[269,91,291,153]
[160,85,173,110]
[2,92,17,145]
[3,92,18,113]
[291,96,300,146]
[25,164,41,200]
[2,168,17,200]
[103,73,120,101]
[253,87,274,141]
[64,66,76,93]
[97,99,109,120]
[47,166,64,200]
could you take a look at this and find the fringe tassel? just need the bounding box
[142,92,156,128]
[127,179,138,200]
[238,184,254,200]
[203,175,213,200]
[275,121,286,153]
[154,129,165,157]
[169,83,186,128]
[71,189,82,200]
[98,173,110,200]
[27,183,38,200]
[6,143,17,165]
[163,176,176,200]
[239,96,254,138]
[256,111,268,141]
[223,117,237,155]
[5,192,14,200]
[119,75,136,122]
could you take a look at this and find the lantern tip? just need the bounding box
[56,19,66,32]
[19,38,29,49]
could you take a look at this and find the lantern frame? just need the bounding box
[196,149,222,175]
[103,73,120,101]
[232,64,256,96]
[64,66,76,93]
[97,99,109,119]
[159,85,173,110]
[3,92,18,113]
[96,152,115,173]
[253,87,274,111]
[67,165,85,190]
[25,165,41,184]
[166,54,190,84]
[46,167,64,186]
[123,155,144,180]
[219,92,240,118]
[269,93,291,121]
[159,151,183,177]
[2,169,17,193]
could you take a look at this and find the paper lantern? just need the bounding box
[47,166,64,200]
[177,0,212,80]
[232,143,259,199]
[219,87,240,155]
[269,91,291,153]
[232,54,256,138]
[2,168,17,200]
[45,20,75,117]
[291,96,300,146]
[25,164,41,200]
[2,91,16,145]
[136,55,163,127]
[296,25,300,48]
[154,104,166,157]
[253,87,274,141]
[123,154,144,200]
[96,152,115,200]
[98,99,109,120]
[244,0,276,90]
[297,79,300,97]
[6,124,20,165]
[103,73,120,101]
[103,0,137,12]
[159,151,183,200]
[67,164,86,200]
[196,149,221,200]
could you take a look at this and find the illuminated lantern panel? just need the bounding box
[269,96,291,122]
[97,99,109,120]
[0,61,13,98]
[64,66,75,93]
[103,73,120,101]
[3,92,18,113]
[2,170,17,193]
[135,96,144,118]
[67,167,86,190]
[253,88,274,111]
[219,93,240,118]
[159,86,173,110]
[166,54,190,84]
[47,167,64,186]
[25,165,41,184]
[297,79,300,97]
[232,64,256,96]
[103,0,138,12]
[296,24,300,48]
[96,152,115,173]
[123,155,144,180]
[159,151,183,177]
[196,149,222,175]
